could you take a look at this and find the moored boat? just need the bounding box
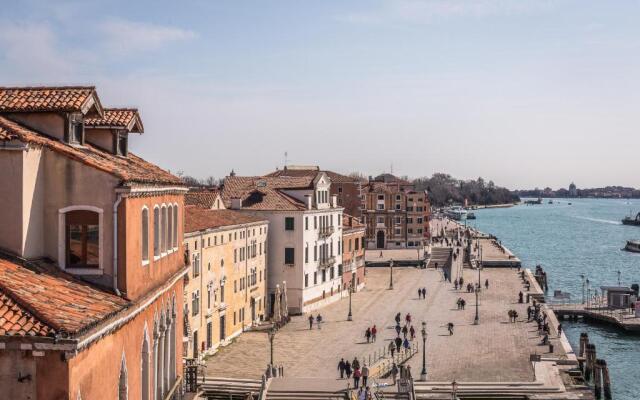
[467,212,476,220]
[624,240,640,253]
[445,207,467,221]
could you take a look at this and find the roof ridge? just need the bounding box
[0,85,95,90]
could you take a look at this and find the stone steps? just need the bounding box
[414,380,563,398]
[427,247,452,269]
[200,376,262,399]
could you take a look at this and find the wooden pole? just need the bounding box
[594,359,603,400]
[602,360,612,400]
[584,344,594,381]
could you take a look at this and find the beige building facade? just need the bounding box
[183,200,268,360]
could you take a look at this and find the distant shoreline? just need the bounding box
[475,203,515,209]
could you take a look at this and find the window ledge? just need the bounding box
[64,268,104,276]
[142,260,150,267]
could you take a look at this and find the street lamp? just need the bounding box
[347,279,354,321]
[617,270,621,286]
[268,326,277,367]
[586,279,591,308]
[420,321,427,381]
[389,259,394,290]
[451,380,458,400]
[580,274,585,304]
[474,285,480,325]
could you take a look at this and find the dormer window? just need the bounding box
[67,113,85,145]
[114,131,128,156]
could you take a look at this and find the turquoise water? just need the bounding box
[471,199,640,400]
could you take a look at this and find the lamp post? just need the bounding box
[348,279,353,321]
[420,321,427,381]
[268,326,276,367]
[389,259,394,290]
[451,380,458,400]
[586,279,591,308]
[617,270,621,286]
[474,285,480,325]
[580,274,585,304]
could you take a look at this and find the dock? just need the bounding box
[550,303,640,332]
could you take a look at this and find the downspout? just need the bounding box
[113,193,124,296]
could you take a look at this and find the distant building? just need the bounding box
[569,182,578,197]
[266,165,363,219]
[361,174,431,249]
[221,173,344,314]
[342,214,366,293]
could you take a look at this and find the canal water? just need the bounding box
[471,198,640,400]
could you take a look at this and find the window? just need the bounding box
[305,273,309,287]
[173,204,178,248]
[192,291,200,316]
[378,195,384,200]
[305,245,309,263]
[65,210,100,268]
[207,322,212,349]
[141,208,149,263]
[396,217,401,224]
[394,228,401,235]
[338,240,341,254]
[377,204,385,210]
[161,206,167,253]
[408,228,413,234]
[322,269,326,282]
[153,207,160,257]
[377,217,384,224]
[118,354,128,400]
[355,238,360,250]
[407,217,413,224]
[305,217,308,230]
[314,216,317,229]
[330,267,334,279]
[207,283,212,309]
[314,245,318,261]
[168,205,173,251]
[68,113,84,144]
[284,248,295,265]
[361,237,365,249]
[285,217,294,231]
[193,254,200,277]
[417,217,423,224]
[314,272,317,284]
[395,204,401,210]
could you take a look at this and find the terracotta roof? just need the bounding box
[185,206,267,233]
[0,292,53,337]
[221,176,311,211]
[185,189,221,209]
[373,173,412,185]
[265,168,358,183]
[85,108,144,132]
[0,86,102,114]
[0,116,183,185]
[0,257,129,337]
[343,213,365,230]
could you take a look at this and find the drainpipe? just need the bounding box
[113,193,123,296]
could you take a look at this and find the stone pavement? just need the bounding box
[205,263,564,384]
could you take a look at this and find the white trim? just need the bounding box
[116,186,188,194]
[58,205,104,272]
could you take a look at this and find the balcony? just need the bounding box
[318,225,335,238]
[319,256,336,268]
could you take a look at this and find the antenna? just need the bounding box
[284,151,289,168]
[390,162,393,174]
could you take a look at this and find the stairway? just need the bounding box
[413,380,563,399]
[200,376,262,399]
[426,247,451,269]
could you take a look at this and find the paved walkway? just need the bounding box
[205,264,563,383]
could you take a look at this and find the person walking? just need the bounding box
[403,337,410,351]
[345,360,352,379]
[447,322,454,335]
[422,288,427,299]
[402,325,408,339]
[454,280,459,290]
[395,336,402,353]
[557,323,563,337]
[371,325,377,342]
[395,313,401,325]
[389,341,396,358]
[395,323,401,336]
[405,313,412,325]
[391,363,399,385]
[365,327,371,343]
[353,367,361,389]
[338,358,346,379]
[409,325,416,340]
[362,364,369,387]
[485,279,489,289]
[316,314,322,329]
[352,357,360,371]
[461,298,466,310]
[459,276,464,286]
[418,288,422,299]
[308,314,314,330]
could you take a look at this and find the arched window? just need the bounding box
[142,208,149,263]
[167,206,173,252]
[59,206,103,271]
[172,203,178,249]
[153,206,160,257]
[141,328,150,400]
[161,205,167,253]
[119,353,128,400]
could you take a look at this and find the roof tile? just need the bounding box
[0,86,97,113]
[185,206,267,233]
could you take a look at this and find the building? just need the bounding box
[183,195,268,360]
[0,86,186,400]
[361,174,431,249]
[342,214,366,292]
[569,182,578,197]
[221,173,344,314]
[266,165,364,219]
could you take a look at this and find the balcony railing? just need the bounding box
[319,256,336,268]
[318,226,335,238]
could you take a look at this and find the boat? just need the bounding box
[467,212,476,220]
[445,207,467,221]
[622,212,640,226]
[624,240,640,253]
[568,202,572,205]
[548,200,553,204]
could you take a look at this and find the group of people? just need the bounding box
[417,287,427,299]
[507,309,519,322]
[456,297,467,310]
[308,314,323,329]
[337,357,369,388]
[364,325,377,343]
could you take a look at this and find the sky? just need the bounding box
[1,0,639,190]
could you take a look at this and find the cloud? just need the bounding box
[0,22,73,80]
[336,0,554,25]
[99,19,197,55]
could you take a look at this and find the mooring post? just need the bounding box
[594,359,603,400]
[602,360,612,400]
[579,332,588,358]
[584,344,594,381]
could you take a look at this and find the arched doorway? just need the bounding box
[376,231,385,249]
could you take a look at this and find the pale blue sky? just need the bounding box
[1,0,639,189]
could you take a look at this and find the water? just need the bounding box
[470,198,640,400]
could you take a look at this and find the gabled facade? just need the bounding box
[0,86,186,400]
[222,173,344,314]
[342,214,366,292]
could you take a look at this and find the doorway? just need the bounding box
[376,230,385,249]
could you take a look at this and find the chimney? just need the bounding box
[231,198,242,210]
[304,195,312,210]
[331,195,338,208]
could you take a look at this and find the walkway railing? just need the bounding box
[363,341,419,378]
[550,302,636,323]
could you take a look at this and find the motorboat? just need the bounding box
[467,212,476,220]
[622,212,640,226]
[445,207,467,221]
[624,240,640,253]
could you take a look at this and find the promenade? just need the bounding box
[205,265,563,383]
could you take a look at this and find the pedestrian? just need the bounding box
[316,314,322,329]
[308,314,314,330]
[391,363,399,385]
[456,298,461,310]
[403,337,410,350]
[508,310,513,322]
[513,310,518,322]
[395,313,401,325]
[345,360,352,379]
[461,298,466,310]
[459,276,464,286]
[395,324,401,336]
[389,341,395,358]
[402,325,408,339]
[435,262,439,270]
[362,364,369,387]
[371,325,377,342]
[338,358,346,379]
[352,357,360,371]
[409,325,416,340]
[365,327,371,343]
[454,280,459,290]
[395,336,402,352]
[418,288,422,299]
[353,367,361,388]
[518,291,524,303]
[485,279,489,289]
[422,288,427,299]
[557,323,563,337]
[447,322,454,335]
[406,313,412,325]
